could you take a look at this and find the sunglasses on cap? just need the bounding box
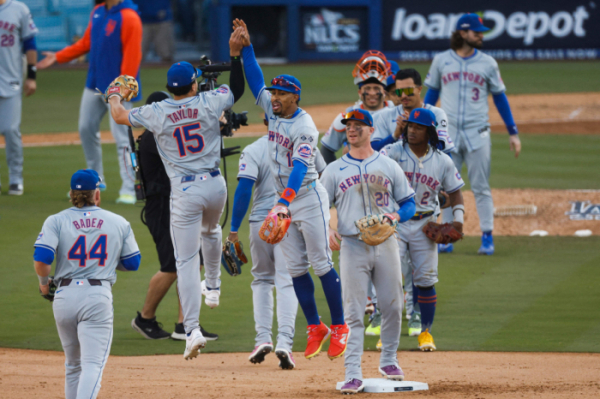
[271,77,300,91]
[345,110,369,121]
[395,87,419,97]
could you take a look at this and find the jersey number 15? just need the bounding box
[68,235,108,267]
[173,123,204,157]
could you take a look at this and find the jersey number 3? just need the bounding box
[173,123,204,157]
[68,235,108,267]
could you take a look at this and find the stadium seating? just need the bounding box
[34,16,70,51]
[68,13,91,41]
[21,0,47,16]
[56,0,93,15]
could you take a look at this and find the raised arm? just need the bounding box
[234,19,266,99]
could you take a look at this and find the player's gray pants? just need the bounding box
[0,95,23,185]
[443,136,493,232]
[52,281,113,399]
[78,88,135,197]
[340,235,403,381]
[249,222,298,351]
[279,183,333,278]
[397,218,438,287]
[401,249,414,316]
[170,172,227,334]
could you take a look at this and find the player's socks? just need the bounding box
[292,273,320,326]
[418,286,437,332]
[318,268,345,325]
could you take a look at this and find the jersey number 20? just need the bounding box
[68,235,108,267]
[173,123,204,157]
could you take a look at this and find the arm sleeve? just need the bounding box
[20,6,38,40]
[241,45,266,100]
[319,165,336,207]
[396,197,416,222]
[314,148,327,173]
[278,161,308,206]
[208,84,235,114]
[229,56,245,103]
[442,154,465,193]
[424,54,442,90]
[119,224,141,266]
[424,87,440,106]
[119,253,141,271]
[33,246,54,265]
[56,23,91,63]
[34,216,59,254]
[487,58,506,94]
[119,10,143,76]
[392,161,415,205]
[22,36,36,52]
[129,103,163,132]
[230,177,255,232]
[320,113,346,152]
[492,92,518,135]
[319,144,337,164]
[371,134,395,151]
[433,107,455,153]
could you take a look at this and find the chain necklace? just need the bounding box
[410,146,429,169]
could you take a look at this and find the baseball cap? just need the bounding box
[71,169,100,191]
[266,75,302,100]
[386,61,401,88]
[167,62,202,87]
[456,13,490,32]
[341,109,374,127]
[408,108,437,127]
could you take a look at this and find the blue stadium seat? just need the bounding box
[35,16,69,51]
[21,0,47,17]
[68,13,91,42]
[57,0,93,14]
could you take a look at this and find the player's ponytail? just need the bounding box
[70,190,96,208]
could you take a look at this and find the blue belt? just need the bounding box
[411,211,434,221]
[180,170,220,183]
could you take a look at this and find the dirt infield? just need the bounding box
[1,348,599,398]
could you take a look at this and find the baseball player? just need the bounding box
[384,60,401,106]
[319,50,394,164]
[0,0,38,195]
[321,109,416,394]
[107,28,246,359]
[424,13,521,255]
[36,0,143,204]
[382,108,465,351]
[34,169,141,399]
[235,19,349,360]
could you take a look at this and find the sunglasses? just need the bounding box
[345,110,367,121]
[395,87,419,97]
[271,77,300,91]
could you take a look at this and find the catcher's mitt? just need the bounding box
[355,213,398,246]
[422,222,463,244]
[97,75,139,103]
[259,205,291,244]
[221,239,248,276]
[40,277,57,302]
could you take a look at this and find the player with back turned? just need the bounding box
[107,28,246,360]
[424,13,521,255]
[235,19,350,361]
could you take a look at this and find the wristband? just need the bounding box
[508,125,518,135]
[452,204,465,224]
[38,275,49,286]
[231,56,241,61]
[27,64,37,80]
[280,188,297,204]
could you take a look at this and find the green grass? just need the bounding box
[0,135,599,355]
[21,60,600,133]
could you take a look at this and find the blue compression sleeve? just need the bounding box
[231,177,255,232]
[493,92,518,135]
[371,134,396,151]
[423,87,440,106]
[23,36,37,52]
[34,246,54,265]
[241,45,266,99]
[396,197,416,223]
[120,253,141,271]
[278,161,308,206]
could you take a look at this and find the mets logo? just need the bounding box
[456,172,462,180]
[239,164,246,171]
[36,233,43,241]
[105,19,117,36]
[414,111,420,118]
[379,149,387,156]
[216,86,229,94]
[565,201,600,220]
[297,144,312,158]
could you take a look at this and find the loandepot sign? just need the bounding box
[391,6,590,45]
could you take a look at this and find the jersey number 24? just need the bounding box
[68,235,108,267]
[173,123,204,157]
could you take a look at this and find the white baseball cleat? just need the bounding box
[201,280,220,309]
[183,328,206,360]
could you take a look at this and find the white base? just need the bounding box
[336,379,429,393]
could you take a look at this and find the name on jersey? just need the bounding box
[442,72,485,87]
[268,131,293,150]
[0,21,17,33]
[167,108,199,124]
[405,172,440,191]
[339,174,391,193]
[72,218,104,230]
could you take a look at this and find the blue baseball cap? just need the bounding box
[167,61,201,88]
[456,13,490,32]
[266,74,301,100]
[386,61,401,88]
[71,169,100,191]
[341,109,374,127]
[408,108,437,127]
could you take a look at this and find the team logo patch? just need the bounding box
[297,144,313,158]
[414,111,420,118]
[456,172,462,180]
[36,233,43,241]
[239,164,246,171]
[105,19,117,36]
[83,212,92,217]
[440,119,447,128]
[108,86,120,95]
[216,86,229,94]
[565,201,600,220]
[380,149,387,156]
[76,281,85,285]
[308,136,314,142]
[301,135,307,141]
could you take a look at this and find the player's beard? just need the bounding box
[466,37,483,49]
[361,92,383,110]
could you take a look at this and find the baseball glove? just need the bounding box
[259,205,291,244]
[422,222,463,244]
[97,75,139,103]
[355,214,398,246]
[221,239,248,276]
[40,277,57,302]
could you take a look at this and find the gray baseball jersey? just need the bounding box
[0,0,37,97]
[372,104,455,153]
[34,205,140,285]
[424,49,505,152]
[381,143,464,213]
[321,101,394,152]
[128,85,234,178]
[238,135,326,223]
[320,151,415,236]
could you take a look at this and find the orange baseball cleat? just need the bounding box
[304,321,330,359]
[328,323,350,360]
